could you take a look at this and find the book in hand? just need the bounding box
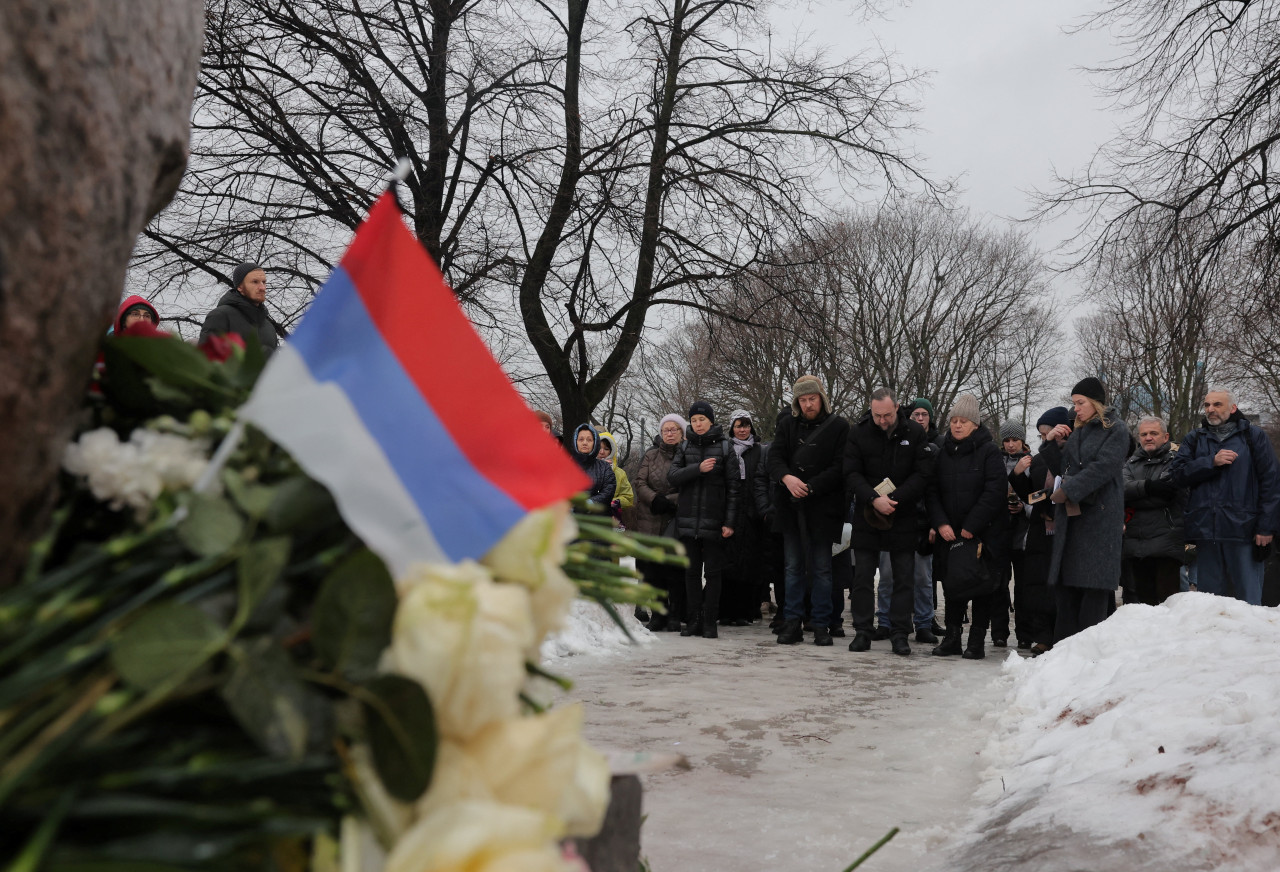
[873,477,896,497]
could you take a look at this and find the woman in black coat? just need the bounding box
[1009,406,1072,655]
[667,401,740,638]
[927,395,1007,659]
[721,410,770,625]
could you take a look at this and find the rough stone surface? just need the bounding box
[0,1,203,585]
[574,774,643,872]
[554,620,1009,871]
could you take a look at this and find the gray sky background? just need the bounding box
[782,0,1122,299]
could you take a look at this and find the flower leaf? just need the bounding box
[222,469,277,518]
[360,674,437,802]
[110,602,224,691]
[176,494,245,558]
[236,537,291,625]
[221,637,331,761]
[264,477,338,533]
[312,550,395,681]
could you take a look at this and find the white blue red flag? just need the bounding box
[240,192,588,573]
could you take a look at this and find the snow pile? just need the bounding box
[947,592,1280,871]
[541,599,654,661]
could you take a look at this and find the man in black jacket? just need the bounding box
[767,375,849,646]
[844,388,936,655]
[1122,416,1186,605]
[199,262,281,357]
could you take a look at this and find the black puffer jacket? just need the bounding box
[199,290,280,356]
[568,424,617,507]
[845,408,936,551]
[668,424,740,539]
[766,410,850,543]
[1123,442,1186,562]
[928,424,1008,560]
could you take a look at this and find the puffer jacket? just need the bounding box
[568,424,617,507]
[928,424,1007,561]
[1170,411,1280,543]
[844,407,936,551]
[199,289,280,357]
[667,423,740,540]
[632,435,680,536]
[1123,441,1186,561]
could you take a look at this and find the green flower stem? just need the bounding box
[4,785,76,872]
[20,503,72,587]
[840,827,899,872]
[525,662,573,691]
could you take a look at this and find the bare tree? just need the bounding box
[134,0,936,432]
[0,1,203,586]
[1043,0,1280,263]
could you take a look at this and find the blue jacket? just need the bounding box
[1169,413,1280,542]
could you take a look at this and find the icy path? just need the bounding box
[553,618,1008,872]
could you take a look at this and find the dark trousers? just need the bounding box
[945,591,995,647]
[1127,556,1182,606]
[683,536,725,624]
[852,548,913,637]
[722,518,764,621]
[989,554,1015,642]
[639,558,685,625]
[1053,586,1113,643]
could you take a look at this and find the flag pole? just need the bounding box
[186,158,412,503]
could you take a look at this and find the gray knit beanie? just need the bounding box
[948,394,981,427]
[999,420,1026,442]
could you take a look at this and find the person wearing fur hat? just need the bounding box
[1046,378,1129,640]
[720,410,771,625]
[634,414,688,631]
[844,387,937,655]
[766,375,850,646]
[667,402,740,638]
[989,419,1031,648]
[199,262,280,357]
[927,394,1008,659]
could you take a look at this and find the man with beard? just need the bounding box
[1170,389,1280,605]
[768,376,849,646]
[200,263,280,356]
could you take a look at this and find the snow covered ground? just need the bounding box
[947,592,1280,872]
[547,591,1280,871]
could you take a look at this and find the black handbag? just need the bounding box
[942,538,997,601]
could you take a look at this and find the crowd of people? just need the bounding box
[548,375,1280,659]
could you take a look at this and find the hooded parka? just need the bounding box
[199,288,280,356]
[568,425,617,507]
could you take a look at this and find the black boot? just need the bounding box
[872,626,892,641]
[634,606,650,623]
[646,613,669,632]
[776,618,803,645]
[848,631,872,652]
[891,635,911,656]
[963,627,986,659]
[931,626,963,656]
[681,609,702,637]
[813,626,833,646]
[702,608,719,639]
[915,628,937,644]
[665,618,682,633]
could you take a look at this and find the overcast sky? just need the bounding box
[781,0,1122,296]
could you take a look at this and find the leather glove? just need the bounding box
[1146,478,1177,500]
[651,493,676,514]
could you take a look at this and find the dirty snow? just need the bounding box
[946,592,1280,871]
[554,591,1280,871]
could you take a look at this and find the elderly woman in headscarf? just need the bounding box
[632,414,688,631]
[720,409,770,625]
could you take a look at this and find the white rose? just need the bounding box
[386,801,574,872]
[131,429,209,491]
[417,704,611,839]
[63,427,161,513]
[385,562,535,739]
[481,503,574,590]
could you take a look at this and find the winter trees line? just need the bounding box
[130,0,1280,459]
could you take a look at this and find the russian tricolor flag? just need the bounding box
[240,192,589,574]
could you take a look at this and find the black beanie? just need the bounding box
[1071,377,1107,404]
[688,400,715,424]
[1036,406,1073,430]
[231,262,263,290]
